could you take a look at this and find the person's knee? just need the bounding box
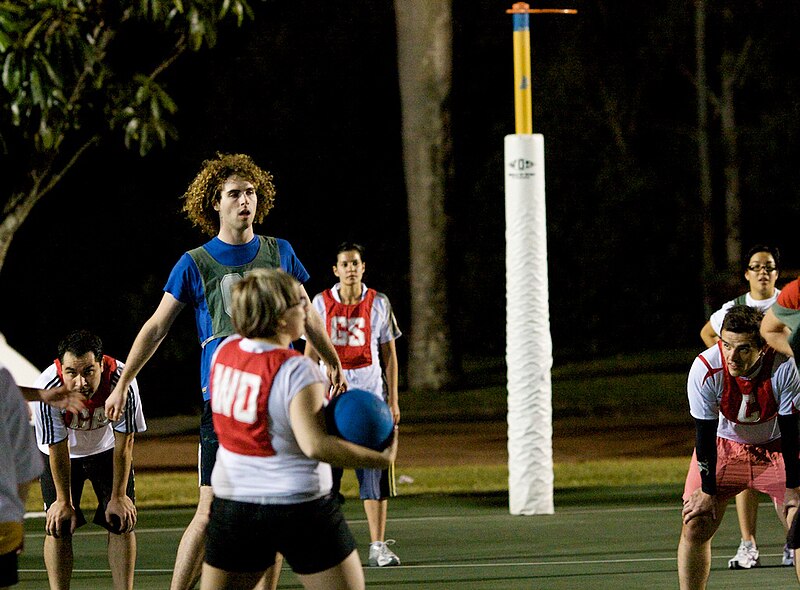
[681,518,716,545]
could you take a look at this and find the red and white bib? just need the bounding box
[211,337,300,457]
[321,288,377,370]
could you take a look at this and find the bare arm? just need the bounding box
[762,307,794,357]
[19,385,85,414]
[105,292,185,420]
[699,321,719,349]
[380,339,400,424]
[299,284,347,394]
[304,342,322,364]
[105,431,136,533]
[46,440,77,537]
[289,382,397,469]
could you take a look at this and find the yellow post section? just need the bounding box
[506,2,577,135]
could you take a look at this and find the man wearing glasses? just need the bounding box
[699,244,786,569]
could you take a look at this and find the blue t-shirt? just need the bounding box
[164,235,310,400]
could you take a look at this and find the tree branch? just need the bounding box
[37,135,101,201]
[150,34,188,80]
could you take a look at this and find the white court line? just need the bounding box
[22,502,686,536]
[20,552,787,575]
[23,502,683,520]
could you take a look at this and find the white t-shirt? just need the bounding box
[210,337,332,504]
[0,365,43,524]
[709,289,781,336]
[33,359,146,458]
[312,283,401,397]
[688,343,800,444]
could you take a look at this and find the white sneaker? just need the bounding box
[783,544,795,567]
[368,540,401,567]
[728,540,760,569]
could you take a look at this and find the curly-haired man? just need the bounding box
[105,153,346,590]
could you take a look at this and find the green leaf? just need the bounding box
[50,86,65,104]
[187,7,204,51]
[29,65,44,106]
[10,100,20,126]
[124,117,140,149]
[38,118,54,149]
[139,124,150,156]
[154,118,166,145]
[22,13,46,49]
[135,84,148,104]
[150,95,160,119]
[35,53,62,87]
[0,29,11,53]
[158,88,177,114]
[2,51,17,91]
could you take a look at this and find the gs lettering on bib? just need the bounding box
[718,347,779,425]
[210,338,300,457]
[322,288,376,370]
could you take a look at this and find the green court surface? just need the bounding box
[16,489,796,589]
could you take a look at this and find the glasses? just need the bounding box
[747,264,777,273]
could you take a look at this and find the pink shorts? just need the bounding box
[683,437,785,503]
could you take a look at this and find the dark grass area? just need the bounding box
[142,349,697,437]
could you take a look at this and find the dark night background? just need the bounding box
[2,2,800,416]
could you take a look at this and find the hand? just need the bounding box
[104,384,128,422]
[105,495,137,534]
[46,499,77,538]
[40,385,85,414]
[682,488,717,524]
[380,428,399,465]
[389,399,400,425]
[327,365,348,397]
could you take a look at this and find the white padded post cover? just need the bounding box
[504,133,554,515]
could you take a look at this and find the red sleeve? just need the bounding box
[777,279,800,310]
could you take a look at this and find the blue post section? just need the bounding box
[513,13,530,31]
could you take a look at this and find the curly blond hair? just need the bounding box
[182,153,277,236]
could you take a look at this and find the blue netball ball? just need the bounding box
[325,389,394,451]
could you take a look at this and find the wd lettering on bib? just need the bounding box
[210,337,300,457]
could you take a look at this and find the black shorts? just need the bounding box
[206,494,357,575]
[199,401,219,486]
[40,448,136,534]
[0,549,18,587]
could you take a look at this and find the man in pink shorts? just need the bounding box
[678,305,800,589]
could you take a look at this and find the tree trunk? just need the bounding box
[394,0,455,390]
[695,0,714,316]
[721,7,741,272]
[0,190,42,272]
